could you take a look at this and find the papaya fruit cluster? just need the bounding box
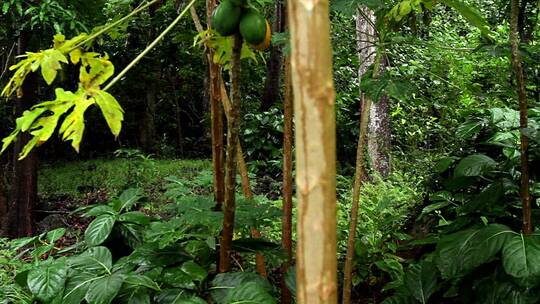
[212,0,271,51]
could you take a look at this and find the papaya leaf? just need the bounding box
[58,90,94,152]
[93,90,124,138]
[79,52,115,89]
[40,49,68,85]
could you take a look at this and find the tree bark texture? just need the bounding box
[205,0,225,209]
[8,34,38,238]
[510,0,531,234]
[357,8,391,178]
[281,54,294,304]
[288,0,337,302]
[139,3,162,153]
[219,34,242,273]
[219,77,267,277]
[260,0,285,111]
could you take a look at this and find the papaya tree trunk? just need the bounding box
[191,7,266,274]
[288,0,337,301]
[219,34,242,272]
[205,0,225,209]
[281,53,293,304]
[510,0,531,234]
[219,76,268,277]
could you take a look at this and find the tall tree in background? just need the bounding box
[260,0,285,111]
[288,0,337,301]
[357,9,391,178]
[139,1,165,153]
[8,33,38,237]
[510,0,531,234]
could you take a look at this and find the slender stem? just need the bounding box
[75,0,160,49]
[510,0,531,234]
[104,0,197,91]
[219,34,243,273]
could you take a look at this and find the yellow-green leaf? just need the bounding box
[40,49,68,85]
[59,91,94,152]
[93,90,124,137]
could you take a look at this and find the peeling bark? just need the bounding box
[288,0,337,301]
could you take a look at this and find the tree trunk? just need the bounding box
[219,34,242,273]
[8,34,38,238]
[357,8,391,178]
[260,0,285,111]
[281,54,293,304]
[140,3,162,153]
[0,167,7,237]
[206,0,225,209]
[510,0,531,234]
[288,0,337,301]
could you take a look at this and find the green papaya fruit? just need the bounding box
[239,9,267,45]
[212,1,242,36]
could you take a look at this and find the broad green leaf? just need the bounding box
[83,205,116,217]
[454,154,496,177]
[85,273,124,304]
[456,120,483,139]
[27,260,68,302]
[68,246,113,273]
[123,274,160,291]
[225,281,277,304]
[46,228,66,243]
[440,0,495,38]
[404,261,438,304]
[162,267,196,289]
[181,261,207,282]
[118,211,152,225]
[211,272,273,304]
[93,90,124,138]
[502,234,540,278]
[155,289,206,304]
[436,224,514,279]
[62,272,98,304]
[433,157,456,173]
[85,214,116,246]
[117,188,143,212]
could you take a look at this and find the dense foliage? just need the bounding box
[0,0,538,303]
